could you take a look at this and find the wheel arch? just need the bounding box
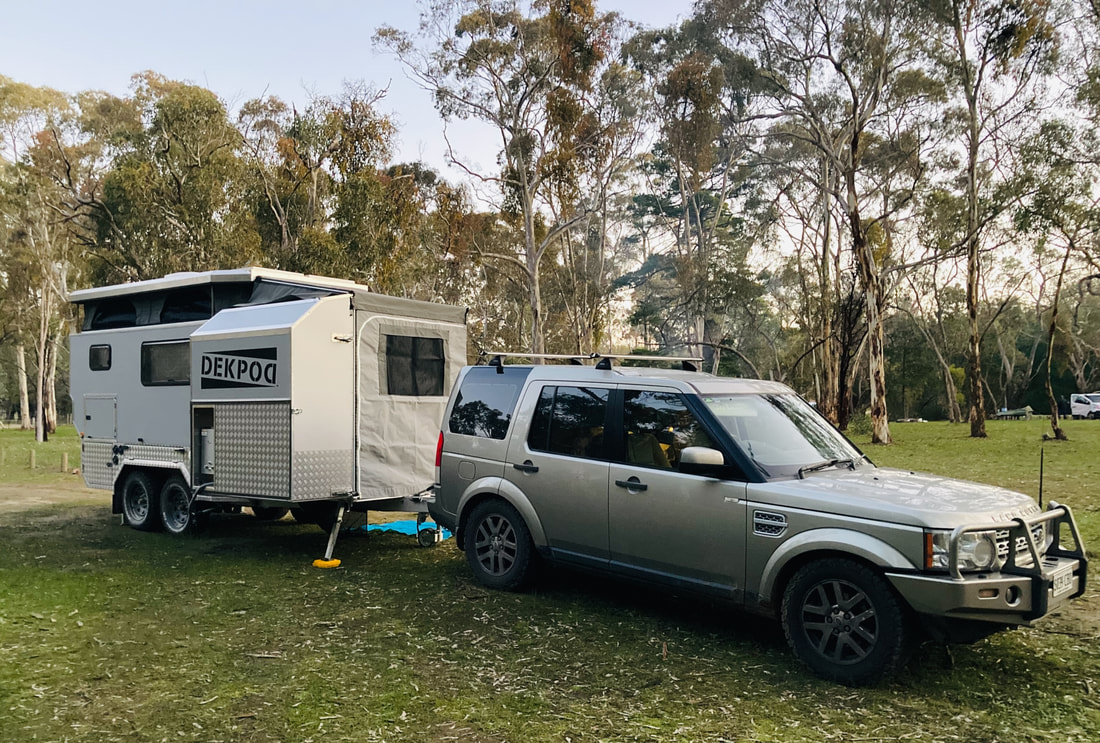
[760,528,918,612]
[113,462,191,514]
[455,477,546,551]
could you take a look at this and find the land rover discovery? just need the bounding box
[428,358,1087,685]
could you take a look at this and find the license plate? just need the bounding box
[1051,567,1076,597]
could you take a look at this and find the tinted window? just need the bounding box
[141,341,190,386]
[448,367,530,439]
[160,288,212,323]
[528,386,609,459]
[89,299,137,330]
[89,345,112,371]
[386,335,444,396]
[622,390,715,471]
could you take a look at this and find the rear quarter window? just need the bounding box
[448,367,531,440]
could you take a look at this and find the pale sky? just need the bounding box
[1,0,690,175]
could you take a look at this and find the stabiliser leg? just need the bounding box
[313,504,347,569]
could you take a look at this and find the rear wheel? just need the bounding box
[159,474,199,536]
[781,558,911,686]
[121,471,161,531]
[464,500,533,591]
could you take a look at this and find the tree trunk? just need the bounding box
[16,343,32,429]
[1044,244,1072,441]
[34,288,52,443]
[45,331,59,433]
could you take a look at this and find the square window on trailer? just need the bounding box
[141,340,190,386]
[385,335,444,396]
[89,345,111,371]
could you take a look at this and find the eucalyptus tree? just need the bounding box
[704,0,944,443]
[926,0,1059,438]
[0,76,76,438]
[377,0,627,355]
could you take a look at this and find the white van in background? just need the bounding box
[1070,393,1100,419]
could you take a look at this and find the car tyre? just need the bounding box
[464,500,533,591]
[160,474,200,536]
[781,558,911,686]
[122,470,161,531]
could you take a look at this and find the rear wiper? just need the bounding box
[797,458,856,479]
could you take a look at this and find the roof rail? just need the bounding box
[481,351,703,372]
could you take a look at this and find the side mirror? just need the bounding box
[680,446,725,476]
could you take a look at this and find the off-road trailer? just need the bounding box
[69,268,466,565]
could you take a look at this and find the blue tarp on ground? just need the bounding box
[348,519,452,540]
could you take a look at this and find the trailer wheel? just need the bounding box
[464,500,533,591]
[251,506,290,521]
[121,471,161,531]
[159,475,199,536]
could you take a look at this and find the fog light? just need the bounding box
[977,588,998,599]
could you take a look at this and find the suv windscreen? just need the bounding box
[702,393,863,477]
[1087,394,1100,403]
[448,366,531,440]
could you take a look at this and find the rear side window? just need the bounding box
[448,367,530,439]
[528,386,609,459]
[141,341,190,386]
[89,345,112,371]
[386,335,444,396]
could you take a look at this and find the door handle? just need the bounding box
[513,461,539,474]
[615,478,648,492]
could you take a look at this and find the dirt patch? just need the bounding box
[0,480,109,514]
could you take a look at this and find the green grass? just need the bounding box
[0,425,83,485]
[1,423,1099,742]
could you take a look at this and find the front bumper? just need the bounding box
[887,553,1085,624]
[889,500,1087,625]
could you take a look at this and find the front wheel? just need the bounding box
[122,471,161,531]
[464,500,533,591]
[781,558,911,686]
[159,475,199,536]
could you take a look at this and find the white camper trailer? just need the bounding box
[69,268,466,562]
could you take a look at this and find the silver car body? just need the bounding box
[432,365,1086,633]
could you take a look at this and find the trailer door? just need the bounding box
[83,395,117,440]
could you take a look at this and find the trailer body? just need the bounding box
[69,268,465,527]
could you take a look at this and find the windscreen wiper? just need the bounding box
[797,458,856,479]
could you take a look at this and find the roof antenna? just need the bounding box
[1038,447,1044,509]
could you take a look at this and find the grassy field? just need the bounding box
[1,422,1099,742]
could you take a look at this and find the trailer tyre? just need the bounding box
[159,475,199,536]
[464,500,533,591]
[122,471,161,532]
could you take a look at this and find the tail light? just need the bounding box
[435,431,444,468]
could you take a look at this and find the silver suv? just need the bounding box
[428,360,1087,685]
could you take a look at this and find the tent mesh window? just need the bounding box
[385,335,444,396]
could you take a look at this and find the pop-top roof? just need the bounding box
[68,267,361,303]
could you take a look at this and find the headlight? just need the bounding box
[926,529,1002,572]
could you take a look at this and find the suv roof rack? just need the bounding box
[480,352,703,372]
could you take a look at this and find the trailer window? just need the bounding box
[385,335,444,396]
[88,299,137,330]
[89,345,112,371]
[160,288,212,323]
[141,341,190,386]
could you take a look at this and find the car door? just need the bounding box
[1072,395,1089,418]
[607,386,748,599]
[504,383,612,567]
